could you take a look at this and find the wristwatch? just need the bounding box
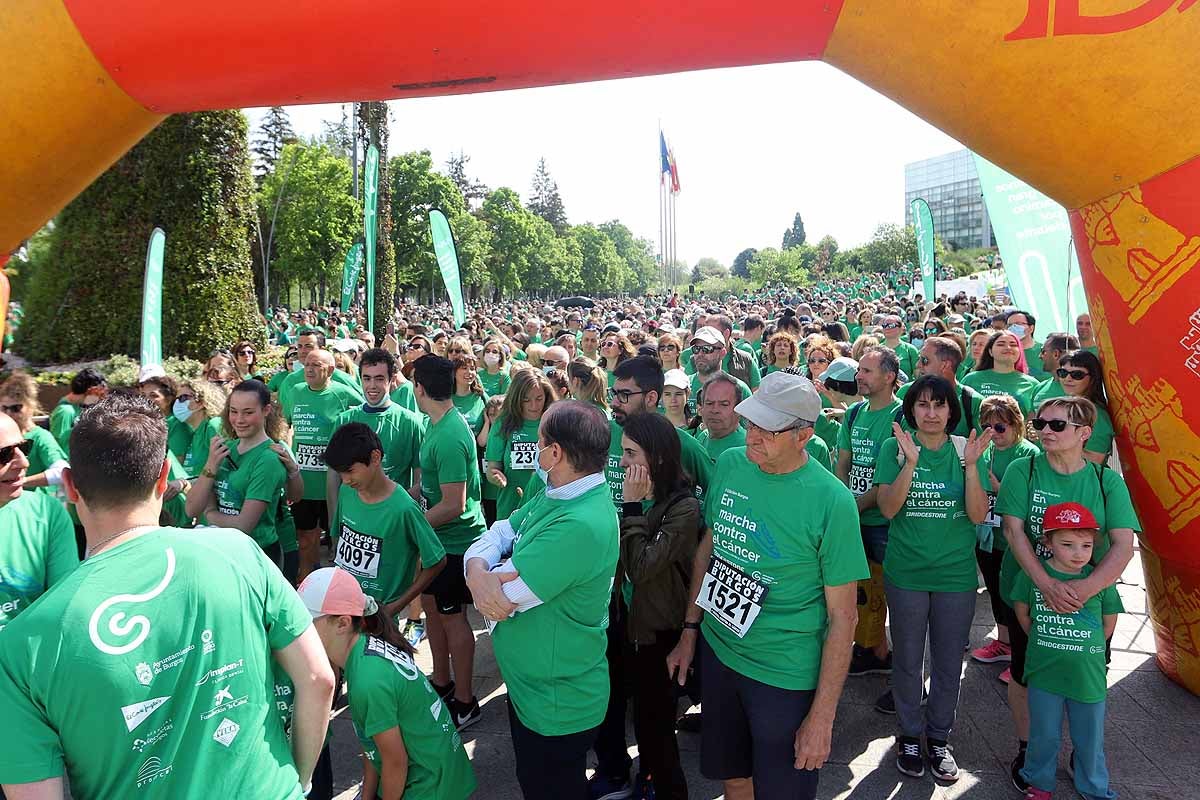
[201,466,218,479]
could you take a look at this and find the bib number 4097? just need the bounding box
[695,556,769,639]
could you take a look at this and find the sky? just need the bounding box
[246,62,964,268]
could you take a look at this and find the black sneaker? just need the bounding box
[1011,748,1030,793]
[430,679,456,702]
[896,736,925,777]
[675,712,702,732]
[448,696,481,730]
[848,646,893,676]
[926,738,959,782]
[874,689,896,714]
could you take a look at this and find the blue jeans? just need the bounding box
[1022,685,1116,800]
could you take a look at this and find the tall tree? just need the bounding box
[599,221,658,296]
[782,212,807,250]
[731,247,757,279]
[319,104,353,158]
[570,224,626,296]
[528,158,568,234]
[357,101,396,338]
[480,188,539,300]
[445,151,489,210]
[252,106,297,178]
[695,257,728,279]
[18,112,262,361]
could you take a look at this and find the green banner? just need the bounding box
[363,144,380,332]
[0,263,10,354]
[910,198,936,301]
[141,227,165,367]
[340,242,364,313]
[429,209,467,328]
[972,154,1088,335]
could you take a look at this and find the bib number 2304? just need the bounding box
[695,556,769,639]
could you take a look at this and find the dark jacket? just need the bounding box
[619,488,703,646]
[723,344,757,388]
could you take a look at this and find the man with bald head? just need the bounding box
[541,344,570,373]
[284,349,362,579]
[0,412,77,632]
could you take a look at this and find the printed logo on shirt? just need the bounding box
[89,548,177,656]
[202,629,215,654]
[201,684,249,720]
[122,697,170,732]
[131,720,174,753]
[212,717,241,747]
[363,635,421,681]
[135,756,173,788]
[135,662,154,686]
[195,659,245,686]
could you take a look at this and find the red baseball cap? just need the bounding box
[1043,502,1099,532]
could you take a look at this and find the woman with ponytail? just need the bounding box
[299,567,476,800]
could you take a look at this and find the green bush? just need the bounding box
[17,112,265,362]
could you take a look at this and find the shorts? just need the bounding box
[699,637,820,798]
[422,553,471,614]
[861,523,890,565]
[292,499,328,531]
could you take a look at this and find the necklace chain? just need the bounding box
[84,525,152,559]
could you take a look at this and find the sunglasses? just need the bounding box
[1031,418,1082,432]
[406,343,427,351]
[1,403,23,414]
[448,348,469,355]
[237,349,255,356]
[692,344,721,355]
[658,344,678,351]
[882,322,901,329]
[0,439,33,466]
[807,357,829,365]
[1057,368,1089,381]
[982,422,1008,434]
[924,328,939,335]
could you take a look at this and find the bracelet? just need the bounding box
[683,621,701,630]
[201,466,218,479]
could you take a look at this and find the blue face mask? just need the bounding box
[290,360,304,373]
[171,398,193,423]
[542,366,556,377]
[910,337,925,350]
[534,444,552,487]
[1008,324,1027,338]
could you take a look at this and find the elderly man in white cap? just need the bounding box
[688,326,750,402]
[666,371,867,800]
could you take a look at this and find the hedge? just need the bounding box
[18,112,265,362]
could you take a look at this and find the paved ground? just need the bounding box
[328,549,1200,799]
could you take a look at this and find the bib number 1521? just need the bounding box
[695,556,769,639]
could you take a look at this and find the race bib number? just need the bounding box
[848,463,873,496]
[294,443,325,472]
[335,528,381,578]
[510,441,538,471]
[984,493,1001,528]
[695,556,769,639]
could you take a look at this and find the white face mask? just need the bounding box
[484,353,500,367]
[1008,324,1027,338]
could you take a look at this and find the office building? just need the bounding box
[904,149,995,250]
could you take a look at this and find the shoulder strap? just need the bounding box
[1095,462,1108,505]
[960,387,975,431]
[847,400,866,429]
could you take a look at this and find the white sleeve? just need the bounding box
[42,460,69,486]
[462,519,517,573]
[492,558,544,614]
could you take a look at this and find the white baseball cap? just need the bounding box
[297,567,378,618]
[663,369,690,390]
[689,326,725,347]
[734,371,822,431]
[137,364,167,384]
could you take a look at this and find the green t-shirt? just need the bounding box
[1024,345,1049,380]
[24,424,66,477]
[885,339,920,380]
[723,351,762,390]
[284,382,361,501]
[162,452,193,529]
[981,439,1041,550]
[695,426,746,464]
[1012,562,1123,703]
[419,410,486,555]
[277,497,299,554]
[689,372,751,404]
[452,391,487,435]
[181,417,223,477]
[603,418,712,510]
[0,489,78,631]
[484,418,542,521]
[477,368,511,398]
[836,399,902,527]
[214,438,286,548]
[0,528,311,798]
[995,455,1141,604]
[814,408,841,450]
[701,449,868,690]
[49,398,79,452]
[346,635,476,800]
[266,370,291,394]
[166,415,193,463]
[334,404,425,490]
[277,368,363,411]
[873,437,991,592]
[331,485,446,605]
[806,435,832,473]
[389,381,420,414]
[1022,377,1064,412]
[494,481,619,736]
[961,369,1042,413]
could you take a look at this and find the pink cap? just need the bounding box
[297,567,378,618]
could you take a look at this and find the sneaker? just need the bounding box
[404,619,426,648]
[633,772,656,800]
[998,666,1012,685]
[926,739,959,782]
[848,646,893,676]
[971,639,1012,663]
[874,689,896,714]
[430,679,456,702]
[896,736,925,777]
[588,773,633,800]
[1023,789,1052,800]
[675,712,702,732]
[1011,749,1030,793]
[448,696,481,730]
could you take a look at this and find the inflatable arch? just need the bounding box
[3,0,1200,690]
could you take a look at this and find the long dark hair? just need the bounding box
[620,412,693,502]
[353,607,414,655]
[1059,350,1108,409]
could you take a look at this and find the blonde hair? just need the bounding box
[1037,396,1097,429]
[0,371,41,416]
[179,379,227,420]
[567,357,608,409]
[850,334,881,362]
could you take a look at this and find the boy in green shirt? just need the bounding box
[1013,502,1121,800]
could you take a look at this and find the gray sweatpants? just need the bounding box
[884,579,976,741]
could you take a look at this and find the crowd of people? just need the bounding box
[0,276,1137,800]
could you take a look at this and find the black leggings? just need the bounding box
[975,546,1006,628]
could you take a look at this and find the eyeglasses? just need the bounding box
[658,344,678,352]
[745,420,805,439]
[0,403,23,414]
[608,389,646,404]
[406,343,427,351]
[0,439,33,466]
[692,344,721,355]
[210,379,229,387]
[807,357,829,365]
[918,355,932,366]
[236,348,255,356]
[1031,418,1082,432]
[1056,368,1089,381]
[982,422,1008,434]
[176,394,194,404]
[448,348,469,355]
